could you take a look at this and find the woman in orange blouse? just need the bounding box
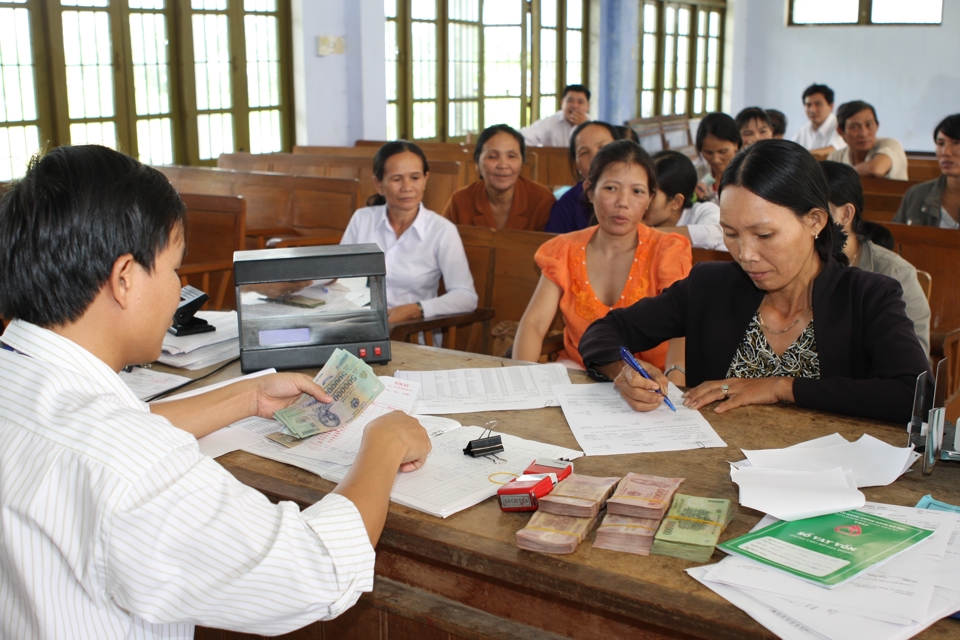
[513,140,692,380]
[442,124,555,230]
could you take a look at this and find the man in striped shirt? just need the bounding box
[0,145,431,639]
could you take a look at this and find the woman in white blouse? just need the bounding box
[643,150,726,251]
[341,141,478,323]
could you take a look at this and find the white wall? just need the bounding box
[292,0,387,146]
[728,0,960,152]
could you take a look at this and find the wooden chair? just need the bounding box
[390,308,496,353]
[178,194,245,310]
[906,157,941,182]
[862,192,904,222]
[177,260,234,311]
[943,328,960,422]
[860,176,920,196]
[916,270,932,302]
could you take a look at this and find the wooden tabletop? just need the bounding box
[160,343,960,639]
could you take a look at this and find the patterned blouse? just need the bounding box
[726,313,821,379]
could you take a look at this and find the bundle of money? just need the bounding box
[516,509,600,554]
[272,348,385,440]
[593,512,661,555]
[650,494,733,563]
[606,473,685,520]
[538,474,620,518]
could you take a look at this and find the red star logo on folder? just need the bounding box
[834,525,863,536]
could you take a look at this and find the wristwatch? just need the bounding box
[415,301,424,318]
[664,365,685,377]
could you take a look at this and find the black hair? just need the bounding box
[568,120,623,178]
[473,124,526,165]
[652,150,697,210]
[820,160,895,251]
[366,140,430,206]
[719,139,848,266]
[735,107,773,132]
[617,125,640,143]
[934,113,960,142]
[695,112,742,152]
[802,84,835,106]
[584,140,658,224]
[836,101,878,131]
[0,144,187,327]
[766,109,787,137]
[562,84,591,101]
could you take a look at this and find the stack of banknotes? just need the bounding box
[266,348,385,446]
[537,474,621,518]
[593,474,686,555]
[605,473,685,519]
[516,510,602,554]
[650,494,733,562]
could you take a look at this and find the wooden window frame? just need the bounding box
[787,0,944,26]
[636,0,724,120]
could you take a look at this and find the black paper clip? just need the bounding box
[463,420,504,459]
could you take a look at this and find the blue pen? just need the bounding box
[619,346,677,412]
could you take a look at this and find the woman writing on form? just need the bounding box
[513,140,691,379]
[341,141,478,324]
[579,139,930,423]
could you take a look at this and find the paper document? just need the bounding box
[552,382,726,456]
[197,418,267,458]
[731,466,865,521]
[119,367,190,400]
[742,434,915,487]
[162,311,238,354]
[395,363,570,414]
[158,368,276,402]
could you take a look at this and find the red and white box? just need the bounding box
[496,459,574,512]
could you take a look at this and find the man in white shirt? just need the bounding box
[0,145,431,639]
[520,84,590,147]
[792,83,847,155]
[827,100,909,180]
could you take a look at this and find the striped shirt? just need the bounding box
[0,320,375,639]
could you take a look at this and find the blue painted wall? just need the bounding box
[597,0,640,126]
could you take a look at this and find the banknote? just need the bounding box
[264,294,327,308]
[593,512,661,555]
[273,348,385,438]
[516,509,600,554]
[605,473,685,520]
[265,431,309,448]
[650,494,732,562]
[538,474,620,518]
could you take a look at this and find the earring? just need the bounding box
[814,233,819,240]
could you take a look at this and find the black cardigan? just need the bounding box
[579,258,931,423]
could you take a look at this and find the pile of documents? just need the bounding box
[269,348,384,444]
[691,501,960,639]
[159,311,239,370]
[730,433,919,521]
[119,367,190,400]
[650,494,733,562]
[594,474,685,555]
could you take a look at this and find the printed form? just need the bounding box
[395,363,570,414]
[552,382,726,455]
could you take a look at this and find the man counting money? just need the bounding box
[0,145,431,639]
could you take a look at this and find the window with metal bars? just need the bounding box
[386,0,587,143]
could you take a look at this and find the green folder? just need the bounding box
[718,510,933,588]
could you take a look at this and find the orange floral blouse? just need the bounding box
[535,225,693,369]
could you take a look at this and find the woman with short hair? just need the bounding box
[442,124,555,230]
[579,139,930,423]
[894,114,960,228]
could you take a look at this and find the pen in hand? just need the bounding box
[619,347,677,412]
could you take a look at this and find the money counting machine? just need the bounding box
[234,244,390,372]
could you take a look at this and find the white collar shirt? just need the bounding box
[520,110,577,148]
[677,201,726,252]
[793,112,847,151]
[340,203,478,317]
[0,320,375,640]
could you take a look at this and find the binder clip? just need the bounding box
[463,421,504,459]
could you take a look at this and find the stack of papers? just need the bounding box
[730,434,919,521]
[158,311,239,369]
[119,367,190,400]
[552,382,726,455]
[690,504,960,639]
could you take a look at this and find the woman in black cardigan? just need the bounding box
[579,139,930,423]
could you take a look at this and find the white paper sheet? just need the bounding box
[857,504,957,562]
[394,363,570,414]
[161,311,238,354]
[119,367,191,400]
[731,466,865,521]
[551,382,726,455]
[742,434,914,487]
[197,418,267,458]
[157,339,239,369]
[729,433,852,470]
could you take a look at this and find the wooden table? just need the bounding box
[173,343,960,640]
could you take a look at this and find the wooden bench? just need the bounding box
[625,114,697,159]
[217,152,462,216]
[907,157,940,182]
[178,194,246,310]
[860,176,921,196]
[862,192,904,222]
[155,165,361,248]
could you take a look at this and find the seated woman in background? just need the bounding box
[579,139,930,423]
[894,113,960,228]
[513,140,691,381]
[544,120,623,234]
[643,150,725,251]
[694,112,742,204]
[734,107,774,147]
[341,141,478,324]
[443,124,555,231]
[821,161,930,356]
